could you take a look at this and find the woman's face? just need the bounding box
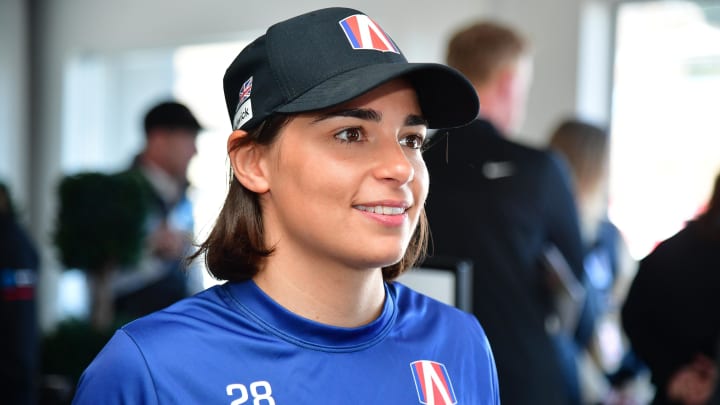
[259,79,428,271]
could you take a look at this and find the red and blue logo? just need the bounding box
[338,14,399,53]
[410,360,457,405]
[238,76,253,105]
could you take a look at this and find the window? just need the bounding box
[58,40,248,318]
[173,41,249,289]
[609,0,720,259]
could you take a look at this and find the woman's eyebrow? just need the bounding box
[405,114,428,127]
[312,108,381,123]
[312,109,428,128]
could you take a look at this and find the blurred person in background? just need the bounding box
[113,101,204,320]
[424,20,587,405]
[622,171,720,405]
[0,181,39,405]
[548,118,646,404]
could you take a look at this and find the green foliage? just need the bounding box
[41,318,118,386]
[54,171,148,273]
[40,315,133,401]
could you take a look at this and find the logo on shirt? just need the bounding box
[410,360,457,405]
[338,14,399,53]
[1,268,36,301]
[482,160,515,179]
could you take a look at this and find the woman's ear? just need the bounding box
[227,130,270,193]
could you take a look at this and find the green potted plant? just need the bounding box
[53,171,148,330]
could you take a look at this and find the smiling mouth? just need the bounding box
[354,205,407,215]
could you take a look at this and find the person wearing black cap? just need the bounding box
[73,7,499,404]
[112,100,203,321]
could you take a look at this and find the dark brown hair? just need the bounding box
[446,20,527,86]
[190,114,429,282]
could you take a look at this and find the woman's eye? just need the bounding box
[399,134,425,150]
[335,128,364,143]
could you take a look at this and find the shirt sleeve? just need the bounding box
[621,252,678,387]
[490,353,501,404]
[468,313,502,405]
[72,329,158,405]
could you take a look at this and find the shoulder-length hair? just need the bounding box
[190,114,428,282]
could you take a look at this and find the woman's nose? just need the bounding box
[373,139,414,185]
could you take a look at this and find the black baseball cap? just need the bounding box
[223,7,479,131]
[144,101,202,135]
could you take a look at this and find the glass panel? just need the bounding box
[173,41,249,289]
[610,0,720,259]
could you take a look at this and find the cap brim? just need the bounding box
[276,62,478,129]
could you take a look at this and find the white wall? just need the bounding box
[489,0,614,145]
[0,0,29,209]
[493,0,584,145]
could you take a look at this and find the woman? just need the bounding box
[72,7,499,404]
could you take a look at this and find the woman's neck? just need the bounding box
[253,256,386,328]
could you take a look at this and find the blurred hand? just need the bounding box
[667,354,718,405]
[150,223,191,259]
[603,388,641,405]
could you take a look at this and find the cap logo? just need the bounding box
[233,77,254,129]
[238,76,253,105]
[339,14,399,54]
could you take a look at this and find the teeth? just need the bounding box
[356,205,406,215]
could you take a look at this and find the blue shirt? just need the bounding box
[73,280,499,404]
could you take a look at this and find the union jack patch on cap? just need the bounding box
[232,76,254,129]
[238,76,253,105]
